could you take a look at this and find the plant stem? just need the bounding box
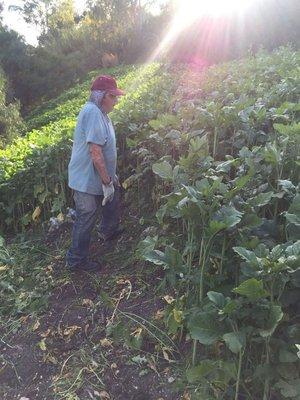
[235,350,243,400]
[263,338,270,400]
[198,237,205,304]
[213,127,218,158]
[192,339,197,366]
[219,235,226,275]
[186,220,195,299]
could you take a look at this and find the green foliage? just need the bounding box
[138,47,300,399]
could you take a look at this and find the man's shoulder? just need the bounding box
[81,102,100,114]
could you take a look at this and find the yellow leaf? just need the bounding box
[43,354,58,364]
[32,206,41,221]
[122,177,131,190]
[0,265,8,271]
[131,327,142,337]
[40,328,51,337]
[162,348,171,361]
[57,212,64,222]
[163,295,175,304]
[99,391,110,399]
[154,309,164,320]
[173,308,183,323]
[38,338,47,351]
[63,325,81,337]
[32,320,40,331]
[82,298,94,307]
[100,338,113,347]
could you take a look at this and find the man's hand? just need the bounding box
[102,176,112,186]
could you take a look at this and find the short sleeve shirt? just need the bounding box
[68,102,117,195]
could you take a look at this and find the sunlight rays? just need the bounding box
[147,0,257,63]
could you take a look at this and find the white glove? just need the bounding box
[102,181,115,206]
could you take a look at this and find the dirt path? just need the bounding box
[0,212,183,400]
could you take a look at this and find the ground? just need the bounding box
[0,199,185,400]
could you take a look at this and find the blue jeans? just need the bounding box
[66,188,120,266]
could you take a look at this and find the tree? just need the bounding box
[0,2,4,20]
[9,0,54,35]
[39,0,76,45]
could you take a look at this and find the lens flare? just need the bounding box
[148,0,257,62]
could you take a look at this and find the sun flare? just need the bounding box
[149,0,257,62]
[175,0,256,28]
[176,0,255,16]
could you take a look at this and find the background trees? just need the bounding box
[0,0,299,147]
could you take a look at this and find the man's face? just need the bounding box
[101,92,118,113]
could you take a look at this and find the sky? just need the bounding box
[2,0,40,45]
[2,0,166,46]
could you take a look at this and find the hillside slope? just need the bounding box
[0,47,299,400]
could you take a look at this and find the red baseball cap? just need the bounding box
[91,75,125,96]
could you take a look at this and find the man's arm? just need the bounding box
[89,143,111,185]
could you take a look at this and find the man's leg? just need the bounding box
[98,186,121,239]
[66,191,100,266]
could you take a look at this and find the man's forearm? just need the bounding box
[89,144,111,185]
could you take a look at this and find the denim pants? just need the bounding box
[66,188,120,266]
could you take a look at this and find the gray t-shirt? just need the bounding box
[68,102,117,195]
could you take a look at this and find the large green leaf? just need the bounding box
[233,247,260,268]
[186,360,216,383]
[279,349,298,363]
[152,161,173,180]
[164,245,183,269]
[216,159,237,173]
[286,194,300,239]
[249,191,274,207]
[213,205,243,229]
[275,379,300,398]
[188,311,225,345]
[143,249,166,265]
[207,291,226,308]
[259,305,283,337]
[223,332,246,354]
[264,143,281,165]
[233,278,268,301]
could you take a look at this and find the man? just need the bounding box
[66,75,125,272]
